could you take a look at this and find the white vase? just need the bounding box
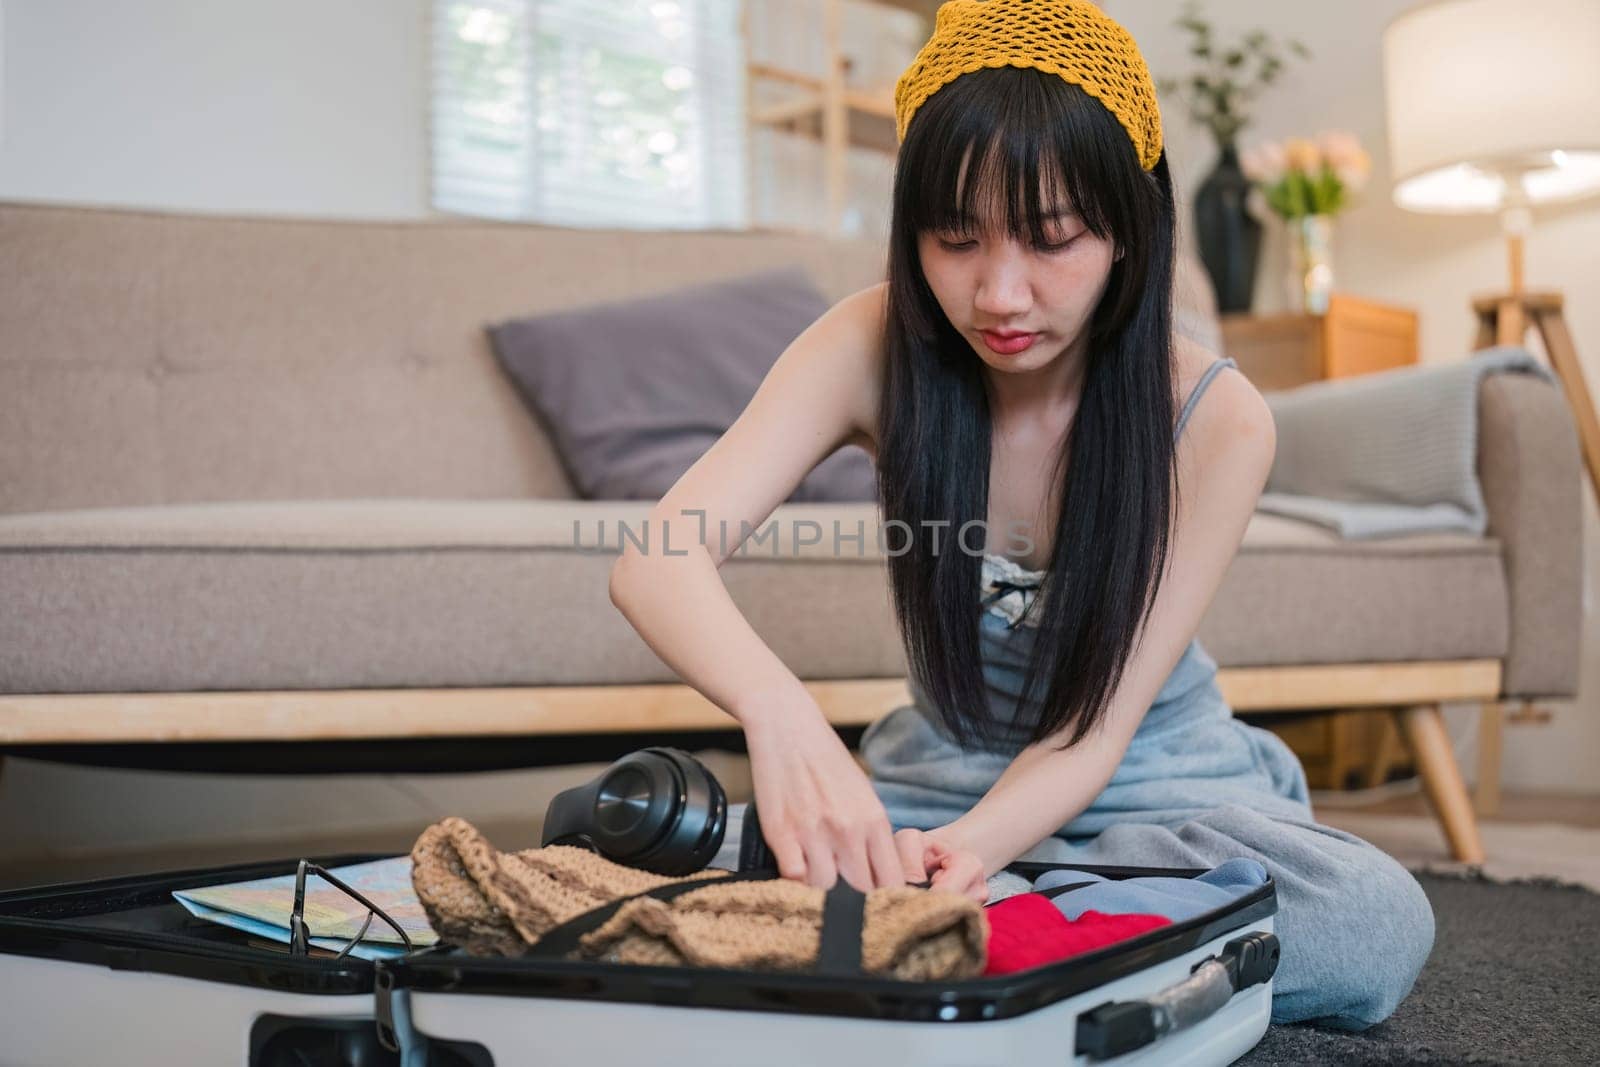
[1285,214,1335,314]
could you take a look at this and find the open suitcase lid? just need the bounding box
[0,855,1275,1023]
[0,853,392,996]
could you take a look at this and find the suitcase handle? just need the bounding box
[1073,931,1279,1061]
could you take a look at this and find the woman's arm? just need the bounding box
[930,366,1278,881]
[608,282,884,729]
[609,281,910,892]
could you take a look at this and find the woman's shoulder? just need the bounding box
[1173,334,1275,462]
[832,281,889,458]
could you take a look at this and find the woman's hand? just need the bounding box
[744,698,912,893]
[894,827,990,905]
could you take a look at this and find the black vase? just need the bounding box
[1193,141,1263,314]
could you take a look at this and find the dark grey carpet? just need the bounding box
[1237,872,1600,1065]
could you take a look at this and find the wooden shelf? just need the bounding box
[852,0,939,14]
[748,63,897,119]
[750,100,899,155]
[743,0,923,235]
[748,85,895,132]
[748,60,823,90]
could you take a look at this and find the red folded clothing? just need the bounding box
[983,893,1171,976]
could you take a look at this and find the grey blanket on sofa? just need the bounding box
[1257,346,1555,539]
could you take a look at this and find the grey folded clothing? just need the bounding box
[985,870,1035,904]
[1258,346,1554,539]
[1032,858,1270,922]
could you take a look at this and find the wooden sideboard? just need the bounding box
[1221,292,1419,392]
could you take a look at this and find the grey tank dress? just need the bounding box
[860,358,1312,836]
[716,357,1436,1030]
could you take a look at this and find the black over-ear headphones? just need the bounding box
[541,747,773,876]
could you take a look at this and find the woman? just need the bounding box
[608,0,1431,1030]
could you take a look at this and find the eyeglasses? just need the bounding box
[287,859,415,960]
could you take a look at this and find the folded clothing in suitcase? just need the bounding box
[0,848,1279,1067]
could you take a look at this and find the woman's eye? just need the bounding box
[933,232,1082,252]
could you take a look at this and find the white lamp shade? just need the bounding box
[1382,0,1600,214]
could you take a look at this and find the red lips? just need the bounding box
[980,330,1039,355]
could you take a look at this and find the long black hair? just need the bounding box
[877,64,1180,754]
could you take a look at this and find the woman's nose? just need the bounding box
[973,252,1032,318]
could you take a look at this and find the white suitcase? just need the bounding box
[0,855,1279,1066]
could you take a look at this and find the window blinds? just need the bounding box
[430,0,747,229]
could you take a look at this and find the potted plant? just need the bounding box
[1241,132,1373,313]
[1156,1,1311,312]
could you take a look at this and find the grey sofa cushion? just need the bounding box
[0,501,1508,694]
[488,265,877,503]
[1196,513,1508,672]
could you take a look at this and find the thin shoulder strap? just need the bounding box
[1173,357,1238,444]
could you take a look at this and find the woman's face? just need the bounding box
[916,194,1118,377]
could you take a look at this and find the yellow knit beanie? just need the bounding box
[893,0,1163,172]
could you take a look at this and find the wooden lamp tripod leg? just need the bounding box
[1532,305,1600,504]
[1475,293,1600,504]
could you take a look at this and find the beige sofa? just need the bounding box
[0,201,1584,861]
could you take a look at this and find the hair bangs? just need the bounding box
[901,69,1123,254]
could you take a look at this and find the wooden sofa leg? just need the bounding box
[1364,711,1405,790]
[1395,704,1487,864]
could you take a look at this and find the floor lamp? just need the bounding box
[1383,0,1600,506]
[1381,0,1600,834]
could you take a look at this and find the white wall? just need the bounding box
[0,0,430,219]
[0,1,1594,877]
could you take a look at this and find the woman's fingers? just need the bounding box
[930,851,989,903]
[823,810,895,892]
[765,819,809,884]
[786,810,910,892]
[894,828,931,884]
[796,824,839,891]
[865,819,909,889]
[831,826,875,893]
[777,816,986,902]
